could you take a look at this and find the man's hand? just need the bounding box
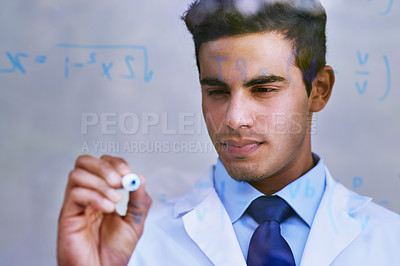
[57,155,152,266]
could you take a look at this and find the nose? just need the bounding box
[225,91,254,130]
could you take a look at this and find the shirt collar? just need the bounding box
[213,153,326,227]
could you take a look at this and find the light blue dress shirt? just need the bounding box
[213,154,326,265]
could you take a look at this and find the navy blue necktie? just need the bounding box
[246,196,296,266]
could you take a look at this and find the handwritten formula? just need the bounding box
[0,44,153,82]
[354,51,391,101]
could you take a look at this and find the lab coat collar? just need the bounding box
[173,166,215,219]
[173,165,372,266]
[174,166,247,266]
[299,167,372,266]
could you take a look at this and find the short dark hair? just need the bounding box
[182,0,327,95]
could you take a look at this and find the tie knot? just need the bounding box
[247,196,293,224]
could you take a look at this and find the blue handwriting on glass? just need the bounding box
[355,51,391,101]
[353,176,363,189]
[0,44,153,83]
[0,52,29,74]
[368,0,393,15]
[58,44,153,82]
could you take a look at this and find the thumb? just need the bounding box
[124,174,152,233]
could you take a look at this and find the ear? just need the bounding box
[308,65,335,112]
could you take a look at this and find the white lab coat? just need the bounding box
[129,166,400,266]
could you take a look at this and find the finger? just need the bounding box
[124,174,152,233]
[63,187,116,217]
[74,155,121,188]
[68,168,122,203]
[100,155,131,176]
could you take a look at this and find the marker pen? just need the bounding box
[122,173,141,191]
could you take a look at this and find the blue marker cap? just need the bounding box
[122,173,141,191]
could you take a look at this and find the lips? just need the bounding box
[219,139,264,158]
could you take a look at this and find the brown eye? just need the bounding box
[253,87,277,93]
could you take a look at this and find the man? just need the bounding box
[57,0,400,265]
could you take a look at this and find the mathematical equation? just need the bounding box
[0,47,394,101]
[354,50,391,101]
[0,44,153,82]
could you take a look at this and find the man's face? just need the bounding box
[199,32,313,182]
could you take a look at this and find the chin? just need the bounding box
[220,149,288,182]
[223,160,268,182]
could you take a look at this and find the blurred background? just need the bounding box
[0,0,399,265]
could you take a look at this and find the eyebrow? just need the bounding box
[200,77,229,88]
[200,75,287,88]
[243,75,287,87]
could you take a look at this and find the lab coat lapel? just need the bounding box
[177,170,246,266]
[300,168,371,266]
[182,190,247,266]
